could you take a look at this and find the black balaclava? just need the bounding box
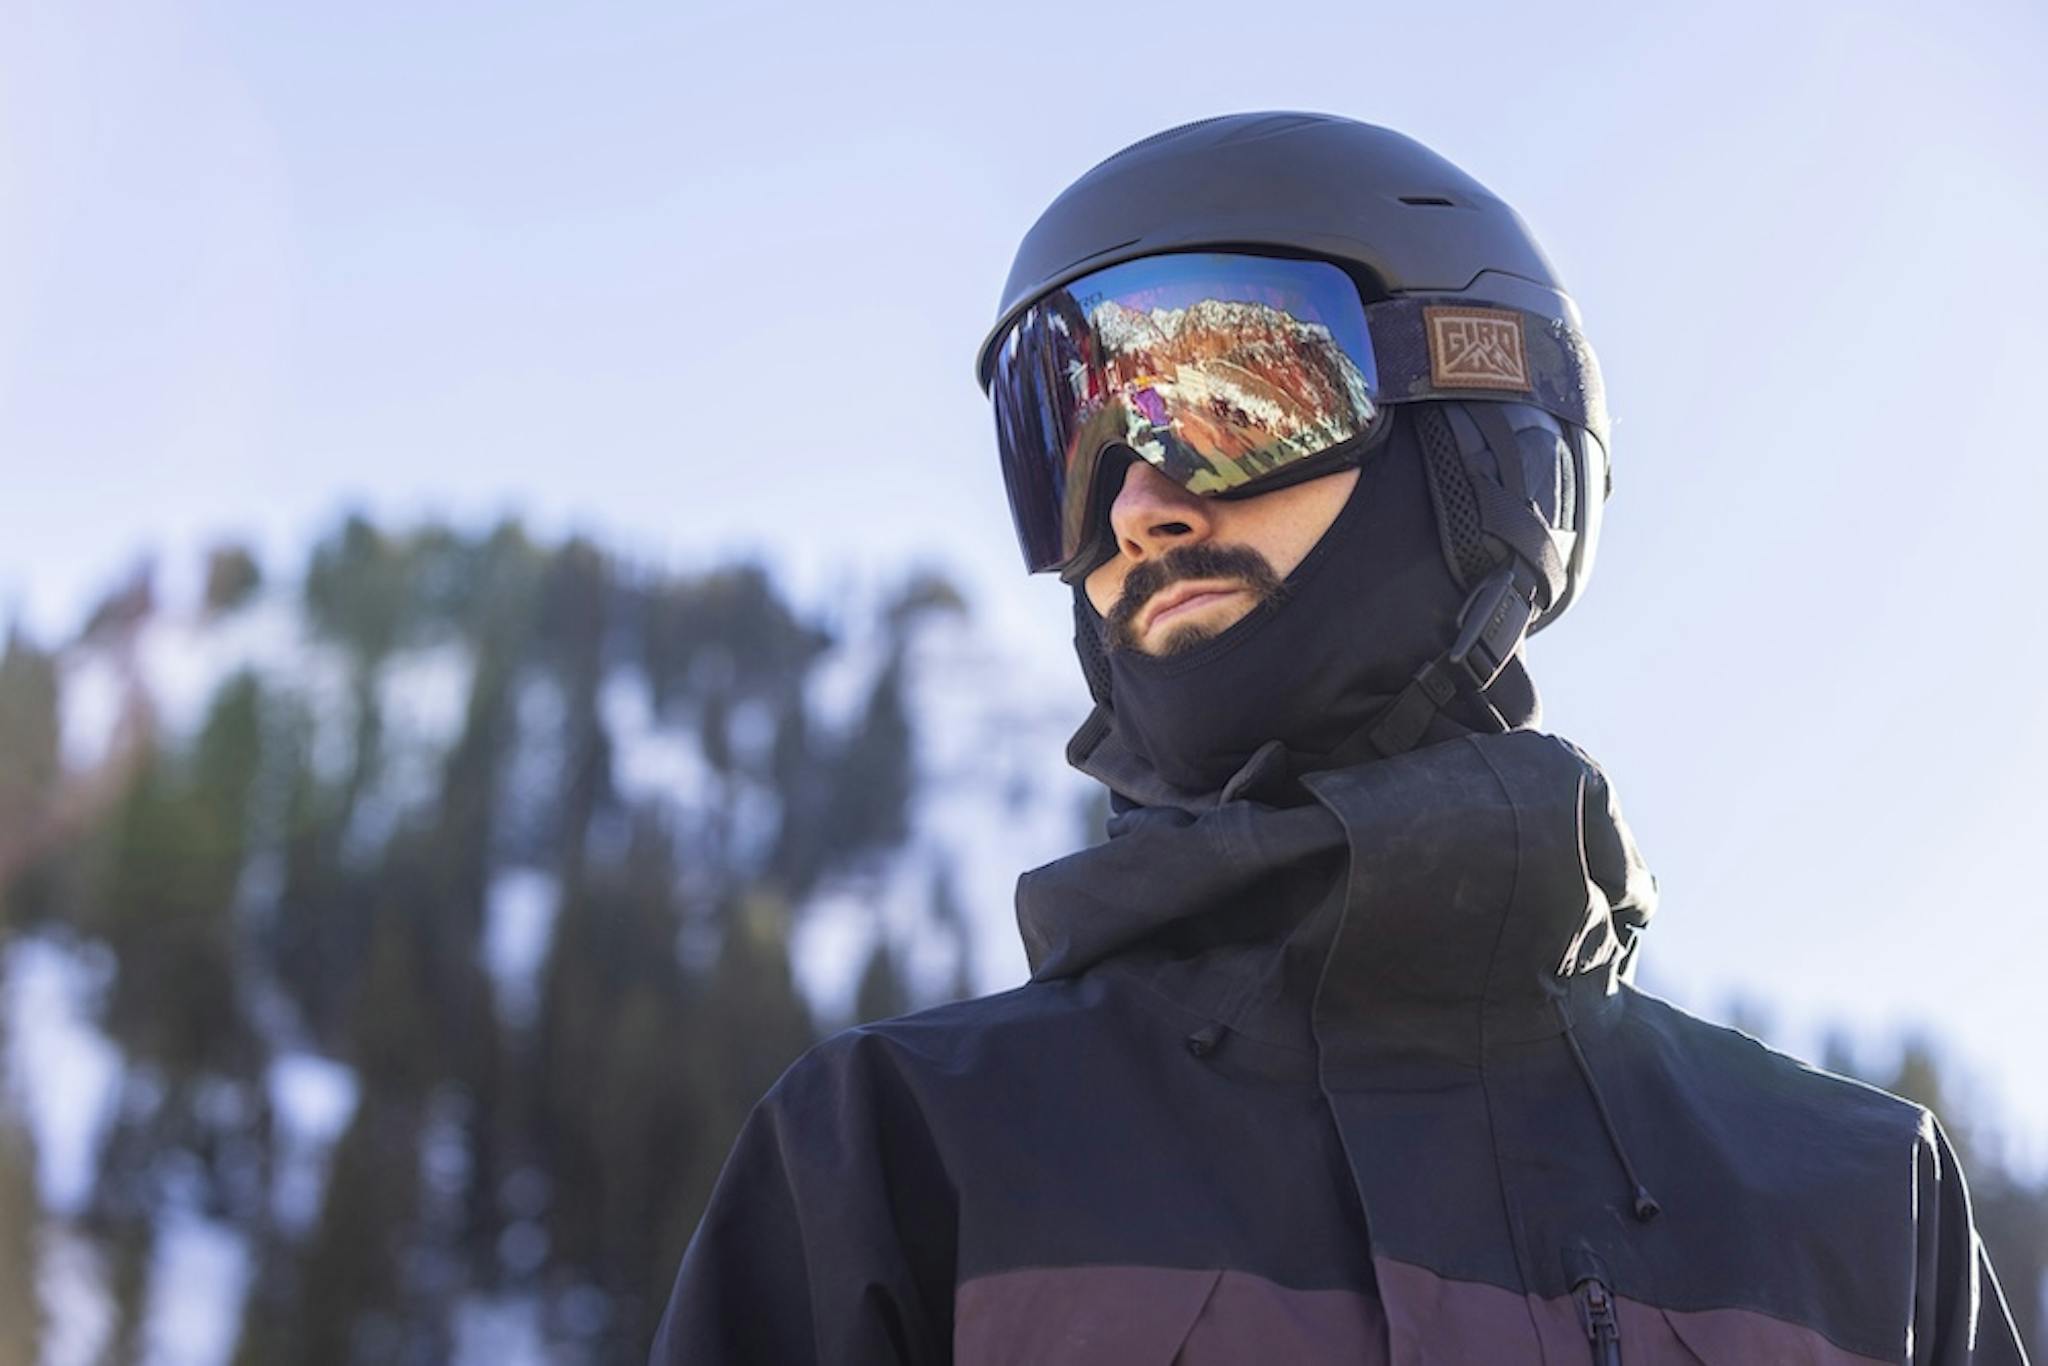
[1085,407,1538,794]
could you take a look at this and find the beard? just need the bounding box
[1103,542,1287,657]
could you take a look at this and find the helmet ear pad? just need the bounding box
[1415,401,1587,629]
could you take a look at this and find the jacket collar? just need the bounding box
[1017,730,1656,1069]
[1062,704,1245,814]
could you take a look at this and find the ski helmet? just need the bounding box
[979,112,1611,749]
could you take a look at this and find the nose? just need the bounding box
[1107,460,1213,562]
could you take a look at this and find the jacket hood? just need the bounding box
[1017,731,1658,1051]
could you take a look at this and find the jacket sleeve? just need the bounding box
[1912,1112,2031,1365]
[649,1034,955,1366]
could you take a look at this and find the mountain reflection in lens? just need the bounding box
[991,253,1381,575]
[1082,291,1374,496]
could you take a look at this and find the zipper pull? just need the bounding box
[1574,1275,1623,1366]
[1562,1246,1623,1366]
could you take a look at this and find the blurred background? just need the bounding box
[2,1,2044,1361]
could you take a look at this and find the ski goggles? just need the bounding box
[985,252,1383,580]
[981,251,1612,580]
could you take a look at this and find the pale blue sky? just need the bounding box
[4,1,2047,1150]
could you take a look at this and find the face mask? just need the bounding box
[1093,410,1537,794]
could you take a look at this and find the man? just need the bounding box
[653,113,2028,1364]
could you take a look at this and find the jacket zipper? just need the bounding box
[1573,1275,1623,1366]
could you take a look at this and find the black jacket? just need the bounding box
[652,730,2028,1364]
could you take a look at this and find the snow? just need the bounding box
[725,697,778,770]
[801,619,889,735]
[376,638,475,749]
[789,888,881,1023]
[452,1295,547,1366]
[265,1052,359,1235]
[484,870,561,1031]
[1,937,123,1215]
[134,593,346,743]
[369,638,478,818]
[1090,299,1170,354]
[137,1210,249,1366]
[36,1222,114,1366]
[55,650,125,774]
[723,779,783,874]
[600,670,714,805]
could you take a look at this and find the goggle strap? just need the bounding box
[1365,298,1610,452]
[1466,393,1533,506]
[1463,401,1571,611]
[1469,478,1568,612]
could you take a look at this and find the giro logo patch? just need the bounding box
[1426,307,1530,391]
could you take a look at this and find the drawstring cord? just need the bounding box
[1553,998,1662,1223]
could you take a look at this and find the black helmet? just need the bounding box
[979,112,1610,645]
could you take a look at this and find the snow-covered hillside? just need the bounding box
[0,557,1098,1366]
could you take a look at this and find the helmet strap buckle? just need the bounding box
[1363,564,1537,758]
[1446,562,1537,693]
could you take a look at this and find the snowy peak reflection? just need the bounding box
[1078,295,1374,492]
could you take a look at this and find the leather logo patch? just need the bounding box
[1425,306,1530,391]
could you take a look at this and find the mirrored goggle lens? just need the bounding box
[991,253,1381,576]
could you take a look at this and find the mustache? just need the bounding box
[1105,543,1286,653]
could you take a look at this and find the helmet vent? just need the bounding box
[1399,195,1457,207]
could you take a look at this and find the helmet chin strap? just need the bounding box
[1351,402,1570,762]
[1357,560,1539,758]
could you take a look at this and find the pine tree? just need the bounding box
[0,624,61,916]
[202,542,263,617]
[289,1101,429,1366]
[267,696,378,1047]
[0,1112,42,1366]
[853,937,911,1024]
[94,674,261,1078]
